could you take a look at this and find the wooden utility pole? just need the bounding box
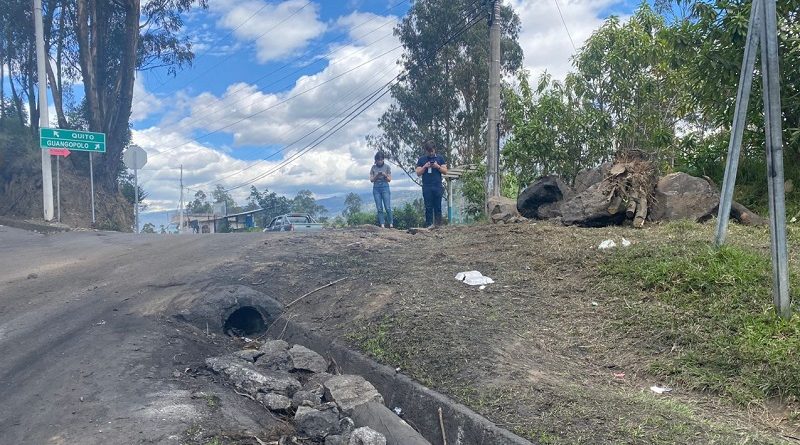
[486,0,501,209]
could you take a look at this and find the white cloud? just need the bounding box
[212,0,327,63]
[131,75,163,122]
[510,0,620,80]
[130,11,413,210]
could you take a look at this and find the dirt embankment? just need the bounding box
[0,150,132,230]
[223,223,798,445]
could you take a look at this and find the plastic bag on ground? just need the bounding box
[455,271,494,286]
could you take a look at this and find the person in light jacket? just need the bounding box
[370,151,393,228]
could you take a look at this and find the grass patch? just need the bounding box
[602,239,800,405]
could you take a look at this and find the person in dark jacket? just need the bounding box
[415,141,448,227]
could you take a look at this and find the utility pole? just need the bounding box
[178,165,184,234]
[33,0,54,221]
[486,0,501,209]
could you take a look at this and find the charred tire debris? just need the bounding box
[173,285,532,445]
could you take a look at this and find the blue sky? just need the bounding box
[5,0,638,212]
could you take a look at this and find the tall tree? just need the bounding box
[371,0,523,179]
[211,184,240,214]
[186,189,211,214]
[74,0,207,189]
[342,192,363,218]
[291,189,327,219]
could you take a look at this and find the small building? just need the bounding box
[443,164,478,225]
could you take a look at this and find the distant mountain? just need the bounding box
[317,189,421,216]
[137,189,423,231]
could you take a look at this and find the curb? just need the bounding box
[281,320,534,445]
[0,216,71,234]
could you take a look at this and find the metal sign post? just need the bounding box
[714,0,790,318]
[123,145,148,233]
[89,153,95,225]
[39,128,106,227]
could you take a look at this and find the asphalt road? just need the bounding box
[0,226,277,445]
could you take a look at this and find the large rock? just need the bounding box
[289,345,328,373]
[348,427,387,445]
[293,389,323,408]
[205,356,301,396]
[295,405,344,440]
[574,162,612,193]
[650,172,719,222]
[487,196,520,224]
[257,392,292,412]
[561,182,626,227]
[323,375,384,415]
[350,402,430,445]
[256,340,291,371]
[233,349,263,363]
[516,175,574,219]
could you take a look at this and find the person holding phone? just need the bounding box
[415,140,448,227]
[370,151,393,228]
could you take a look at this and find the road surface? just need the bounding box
[0,226,277,445]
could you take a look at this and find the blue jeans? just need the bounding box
[422,185,443,226]
[373,183,392,226]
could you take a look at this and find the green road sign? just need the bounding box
[40,128,106,153]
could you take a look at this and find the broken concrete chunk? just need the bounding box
[326,434,350,445]
[257,392,292,412]
[260,339,289,353]
[289,345,328,373]
[233,349,264,363]
[256,345,291,371]
[295,405,343,440]
[349,427,387,445]
[350,402,430,445]
[292,389,323,408]
[323,375,384,415]
[205,356,301,396]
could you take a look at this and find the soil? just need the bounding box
[221,222,796,445]
[2,220,795,444]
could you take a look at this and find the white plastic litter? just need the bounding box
[650,385,672,394]
[621,237,631,247]
[598,239,617,249]
[455,271,494,286]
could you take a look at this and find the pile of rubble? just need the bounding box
[205,340,430,445]
[490,153,765,228]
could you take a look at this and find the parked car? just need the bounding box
[263,213,324,232]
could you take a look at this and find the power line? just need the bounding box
[186,64,403,190]
[134,0,410,118]
[147,19,402,142]
[218,8,487,193]
[148,43,404,160]
[553,0,577,51]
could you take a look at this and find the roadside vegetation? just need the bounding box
[601,223,800,406]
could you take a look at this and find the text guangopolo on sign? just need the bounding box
[39,128,106,153]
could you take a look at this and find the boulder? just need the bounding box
[574,162,612,193]
[233,349,263,363]
[350,402,430,445]
[323,375,384,415]
[289,345,328,373]
[561,182,626,227]
[257,392,292,412]
[348,427,387,445]
[650,172,719,222]
[256,340,291,371]
[516,175,574,219]
[295,405,344,440]
[293,389,323,408]
[205,356,301,396]
[487,196,520,224]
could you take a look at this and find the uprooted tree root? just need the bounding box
[604,150,658,228]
